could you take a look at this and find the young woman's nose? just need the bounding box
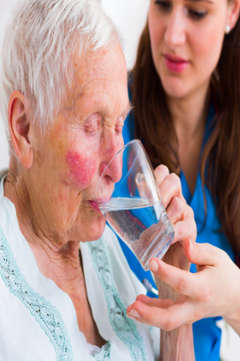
[164,8,186,46]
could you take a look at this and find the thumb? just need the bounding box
[184,239,218,267]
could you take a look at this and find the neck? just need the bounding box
[4,165,105,347]
[30,238,85,293]
[168,86,210,142]
[4,167,84,291]
[167,86,211,194]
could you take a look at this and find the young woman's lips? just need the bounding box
[164,54,189,73]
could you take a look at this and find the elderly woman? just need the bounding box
[0,0,196,360]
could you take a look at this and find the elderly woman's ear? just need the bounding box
[8,91,33,169]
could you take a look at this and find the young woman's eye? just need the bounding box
[188,9,207,20]
[155,0,171,12]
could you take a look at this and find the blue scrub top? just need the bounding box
[118,103,235,361]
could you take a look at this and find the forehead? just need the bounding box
[62,42,128,112]
[78,43,126,89]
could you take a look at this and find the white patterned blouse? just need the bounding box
[0,172,160,361]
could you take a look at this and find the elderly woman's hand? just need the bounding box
[127,165,196,361]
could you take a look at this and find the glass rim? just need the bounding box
[102,139,155,177]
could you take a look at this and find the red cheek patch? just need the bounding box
[66,151,96,188]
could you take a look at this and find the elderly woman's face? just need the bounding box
[29,42,129,242]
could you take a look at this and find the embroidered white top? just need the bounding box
[0,173,160,361]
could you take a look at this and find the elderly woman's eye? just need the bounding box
[84,114,101,134]
[115,116,125,134]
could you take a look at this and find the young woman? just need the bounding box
[122,1,240,360]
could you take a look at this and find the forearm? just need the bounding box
[224,310,240,335]
[156,245,195,361]
[156,278,195,360]
[223,265,240,335]
[160,324,195,361]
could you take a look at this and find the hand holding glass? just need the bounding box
[100,140,174,270]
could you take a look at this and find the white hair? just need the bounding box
[0,0,119,134]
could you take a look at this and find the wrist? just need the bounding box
[224,289,240,335]
[160,324,195,361]
[224,309,240,335]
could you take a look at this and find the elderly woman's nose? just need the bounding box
[101,155,122,184]
[103,130,123,159]
[100,135,123,183]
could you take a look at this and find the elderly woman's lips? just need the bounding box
[89,200,100,211]
[89,200,109,212]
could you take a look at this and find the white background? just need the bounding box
[0,1,239,359]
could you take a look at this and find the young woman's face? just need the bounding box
[148,0,236,100]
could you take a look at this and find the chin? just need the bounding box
[161,76,193,99]
[79,214,106,242]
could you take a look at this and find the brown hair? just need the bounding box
[131,19,240,255]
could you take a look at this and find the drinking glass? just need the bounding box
[100,139,174,270]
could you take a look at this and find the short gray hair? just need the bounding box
[0,0,118,133]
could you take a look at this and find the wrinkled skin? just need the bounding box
[5,41,130,347]
[6,37,198,357]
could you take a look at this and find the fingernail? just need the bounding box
[127,309,141,320]
[149,259,159,273]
